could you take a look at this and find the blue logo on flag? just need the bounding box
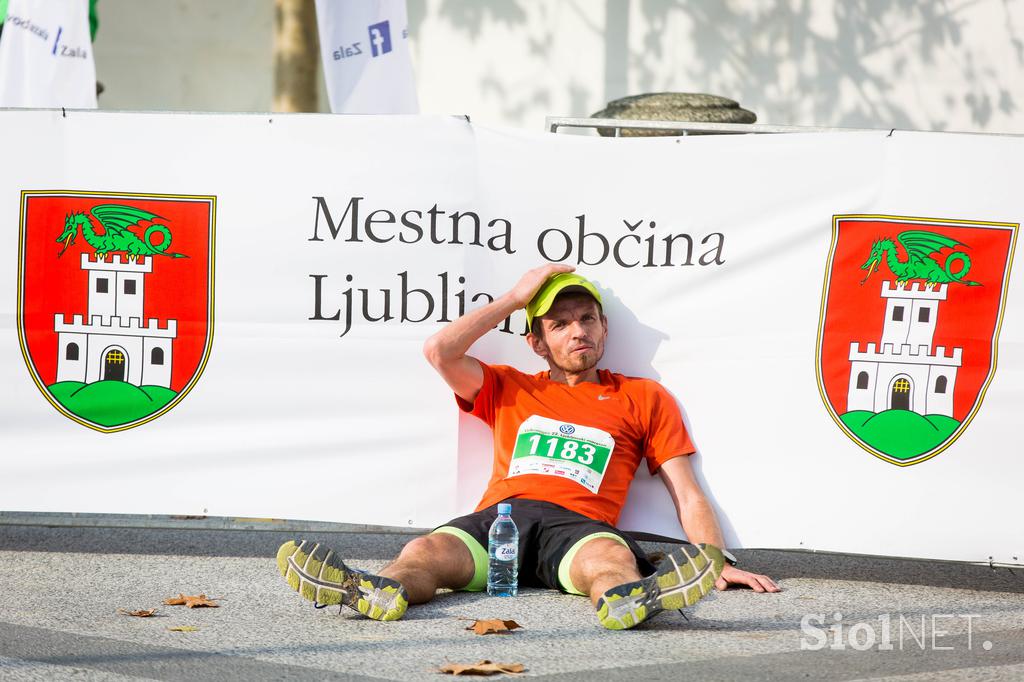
[368,21,393,57]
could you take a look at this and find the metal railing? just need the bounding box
[546,116,1023,138]
[545,116,868,136]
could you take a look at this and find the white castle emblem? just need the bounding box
[54,254,177,387]
[847,281,962,417]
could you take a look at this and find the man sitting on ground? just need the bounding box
[278,264,779,629]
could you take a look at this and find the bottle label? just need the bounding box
[509,416,615,494]
[494,543,518,562]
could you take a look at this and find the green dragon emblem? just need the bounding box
[56,204,187,261]
[860,229,978,287]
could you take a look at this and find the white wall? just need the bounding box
[92,0,274,112]
[91,0,1024,133]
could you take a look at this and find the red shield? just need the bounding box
[816,215,1017,465]
[17,191,215,432]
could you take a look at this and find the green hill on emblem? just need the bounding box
[49,381,177,427]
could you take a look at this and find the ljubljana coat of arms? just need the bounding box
[17,191,216,432]
[816,215,1016,466]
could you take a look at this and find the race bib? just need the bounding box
[509,415,615,494]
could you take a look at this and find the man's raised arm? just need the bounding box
[422,264,574,403]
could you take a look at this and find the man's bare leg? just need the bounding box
[568,538,643,606]
[568,537,725,630]
[378,533,476,604]
[277,532,475,618]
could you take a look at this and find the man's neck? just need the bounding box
[547,366,601,387]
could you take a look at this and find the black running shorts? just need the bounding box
[432,498,657,595]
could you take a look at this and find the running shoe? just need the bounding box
[276,540,408,621]
[595,543,724,630]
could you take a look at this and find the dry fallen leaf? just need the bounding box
[439,660,524,676]
[163,594,220,608]
[463,619,522,635]
[117,608,158,618]
[168,625,199,632]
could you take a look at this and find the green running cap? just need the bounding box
[525,272,602,328]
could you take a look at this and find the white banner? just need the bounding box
[314,0,417,114]
[0,0,96,109]
[0,111,1020,565]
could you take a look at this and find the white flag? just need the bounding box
[0,0,97,108]
[314,0,418,113]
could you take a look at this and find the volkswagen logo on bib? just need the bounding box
[559,424,575,435]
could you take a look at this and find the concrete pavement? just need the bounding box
[1,518,1022,680]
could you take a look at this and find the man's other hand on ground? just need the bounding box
[716,564,781,593]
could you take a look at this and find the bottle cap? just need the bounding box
[497,503,512,515]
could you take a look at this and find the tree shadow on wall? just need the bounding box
[408,0,555,125]
[410,0,1019,130]
[631,0,1020,130]
[408,0,529,41]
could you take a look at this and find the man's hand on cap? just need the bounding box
[510,264,575,308]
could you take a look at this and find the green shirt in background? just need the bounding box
[0,0,99,41]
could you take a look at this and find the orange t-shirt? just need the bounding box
[457,363,695,526]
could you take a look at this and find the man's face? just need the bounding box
[528,293,607,375]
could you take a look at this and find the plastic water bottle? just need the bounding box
[487,503,519,597]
